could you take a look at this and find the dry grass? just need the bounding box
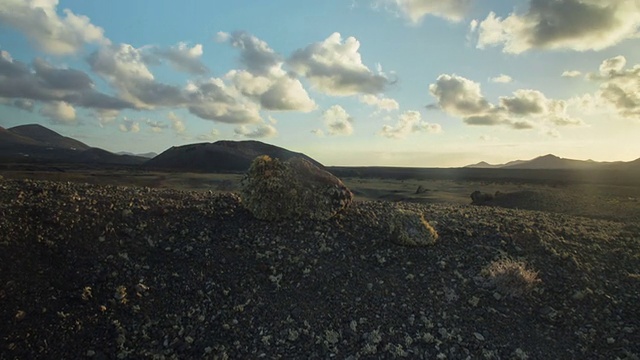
[481,258,541,298]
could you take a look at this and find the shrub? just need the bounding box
[481,258,541,297]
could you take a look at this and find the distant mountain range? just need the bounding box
[0,124,146,165]
[465,154,639,170]
[144,141,323,172]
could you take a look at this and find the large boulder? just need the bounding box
[240,155,353,220]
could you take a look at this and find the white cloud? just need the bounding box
[221,31,316,112]
[322,105,354,136]
[40,101,76,124]
[167,111,186,134]
[429,73,584,129]
[185,77,262,124]
[196,129,220,141]
[0,0,109,55]
[562,70,582,78]
[489,74,513,83]
[119,118,140,133]
[377,0,472,23]
[475,1,640,54]
[89,44,184,109]
[289,32,389,96]
[587,56,640,119]
[311,129,325,137]
[234,123,277,138]
[145,119,168,133]
[95,109,119,127]
[359,94,400,111]
[154,42,208,75]
[380,110,442,139]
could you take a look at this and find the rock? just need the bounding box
[470,191,494,204]
[387,209,439,246]
[240,155,353,220]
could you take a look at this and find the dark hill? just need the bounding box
[144,140,322,173]
[8,124,90,150]
[0,123,146,165]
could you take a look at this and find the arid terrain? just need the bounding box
[1,165,639,359]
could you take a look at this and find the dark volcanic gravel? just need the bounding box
[0,179,639,359]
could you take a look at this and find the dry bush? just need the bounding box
[481,258,541,297]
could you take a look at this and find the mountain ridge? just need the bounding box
[465,154,639,170]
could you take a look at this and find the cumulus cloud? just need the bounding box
[196,129,220,141]
[234,123,277,138]
[429,73,584,130]
[154,42,208,75]
[380,110,442,139]
[185,78,262,124]
[0,0,109,55]
[145,119,168,133]
[562,70,582,78]
[289,32,390,96]
[489,74,513,83]
[587,56,640,118]
[167,111,186,134]
[0,50,131,110]
[40,101,76,124]
[376,0,472,23]
[311,129,325,137]
[220,31,316,112]
[12,99,35,111]
[322,105,354,136]
[119,118,140,133]
[88,44,185,109]
[359,94,400,111]
[474,0,640,53]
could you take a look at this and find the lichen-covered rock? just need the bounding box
[387,209,439,246]
[240,155,353,220]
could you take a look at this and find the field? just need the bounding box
[1,163,639,359]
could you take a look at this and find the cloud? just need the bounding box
[489,74,513,83]
[119,118,140,133]
[185,78,262,124]
[289,32,390,96]
[311,129,325,137]
[88,44,185,109]
[12,99,34,111]
[376,0,472,23]
[167,111,186,134]
[587,56,640,119]
[234,123,277,138]
[95,109,119,127]
[474,0,640,54]
[40,101,76,124]
[380,110,442,139]
[0,0,109,55]
[322,105,354,136]
[220,32,316,112]
[196,129,220,141]
[428,74,491,116]
[359,94,399,111]
[145,119,168,133]
[429,73,584,129]
[0,50,132,110]
[154,42,208,75]
[562,70,582,78]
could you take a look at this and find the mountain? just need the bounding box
[144,140,323,173]
[117,151,158,159]
[7,124,90,150]
[0,123,146,165]
[465,154,637,170]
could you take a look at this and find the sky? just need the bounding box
[0,0,639,167]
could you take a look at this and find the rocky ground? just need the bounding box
[0,178,638,359]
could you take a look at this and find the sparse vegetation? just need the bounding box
[480,258,542,297]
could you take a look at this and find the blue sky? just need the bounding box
[1,0,639,166]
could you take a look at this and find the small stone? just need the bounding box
[468,296,480,307]
[473,332,485,341]
[15,310,26,321]
[86,350,96,357]
[493,292,502,300]
[607,337,615,344]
